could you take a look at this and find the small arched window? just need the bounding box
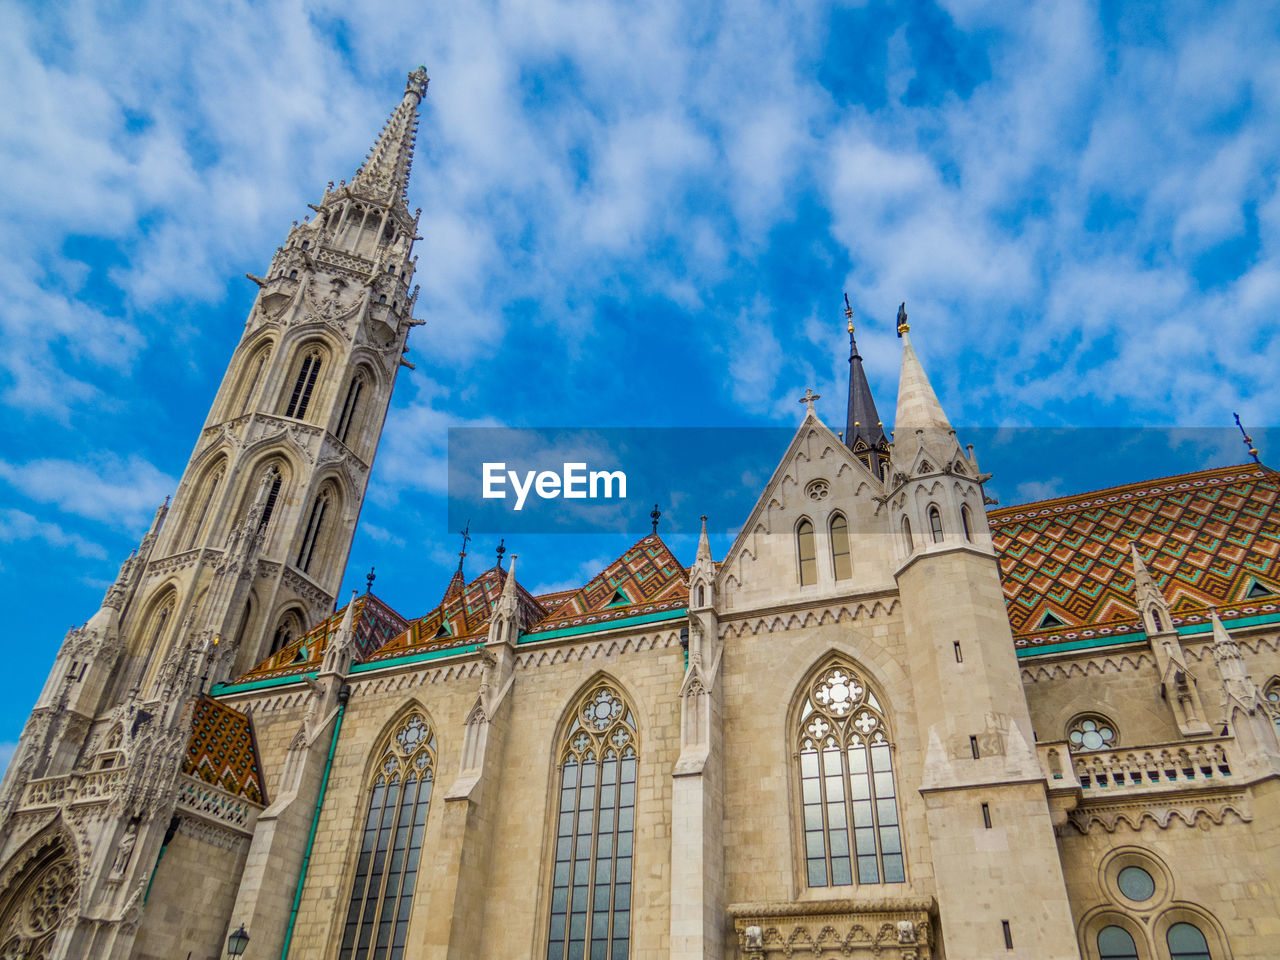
[258,465,283,532]
[1151,608,1164,633]
[1097,925,1139,960]
[797,659,904,887]
[900,516,913,554]
[297,489,331,574]
[270,610,303,654]
[960,505,973,542]
[236,346,272,418]
[186,465,224,550]
[338,374,366,445]
[547,681,638,960]
[1166,922,1211,960]
[288,269,298,279]
[830,513,851,581]
[338,713,436,960]
[695,584,705,607]
[797,519,817,586]
[377,293,387,304]
[284,350,323,419]
[928,506,944,543]
[148,594,176,649]
[300,240,309,250]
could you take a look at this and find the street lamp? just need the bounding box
[226,924,250,958]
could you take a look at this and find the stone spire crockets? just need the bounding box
[841,294,888,474]
[350,66,429,209]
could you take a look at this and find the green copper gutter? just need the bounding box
[281,685,348,960]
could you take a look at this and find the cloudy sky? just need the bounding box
[2,0,1278,765]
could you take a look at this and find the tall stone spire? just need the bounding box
[350,66,429,208]
[893,309,953,436]
[842,295,887,451]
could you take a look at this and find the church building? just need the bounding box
[1,68,1277,960]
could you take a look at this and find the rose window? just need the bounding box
[1067,715,1117,752]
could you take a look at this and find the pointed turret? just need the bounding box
[893,313,953,437]
[443,523,471,602]
[322,591,359,676]
[350,66,429,208]
[1131,543,1174,636]
[842,295,887,458]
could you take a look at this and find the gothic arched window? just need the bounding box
[338,373,367,445]
[185,464,225,550]
[960,505,973,542]
[797,659,905,887]
[928,506,944,543]
[284,349,323,419]
[270,610,304,655]
[1263,678,1280,737]
[797,518,817,586]
[1097,926,1139,960]
[258,465,284,532]
[547,680,638,960]
[901,516,913,554]
[146,592,176,649]
[236,344,272,418]
[297,488,331,573]
[830,513,851,581]
[338,712,436,960]
[0,838,78,959]
[1166,922,1211,960]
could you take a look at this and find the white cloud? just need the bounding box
[0,509,107,560]
[0,456,174,531]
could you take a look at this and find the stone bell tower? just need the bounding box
[884,306,1079,959]
[0,69,430,960]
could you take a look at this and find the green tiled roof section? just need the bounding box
[1015,610,1280,658]
[520,608,687,642]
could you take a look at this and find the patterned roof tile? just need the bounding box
[182,695,266,804]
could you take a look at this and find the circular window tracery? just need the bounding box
[805,479,830,501]
[1067,714,1117,752]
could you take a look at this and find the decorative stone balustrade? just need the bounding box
[20,776,69,810]
[174,774,262,835]
[1039,738,1236,796]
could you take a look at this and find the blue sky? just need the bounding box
[2,0,1279,769]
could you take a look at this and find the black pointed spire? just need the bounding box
[843,294,888,457]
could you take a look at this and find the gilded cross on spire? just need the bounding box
[844,292,855,334]
[799,388,821,415]
[457,520,471,570]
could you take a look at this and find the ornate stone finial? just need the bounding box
[366,566,376,594]
[798,387,821,415]
[495,538,506,569]
[1234,412,1261,464]
[896,301,910,337]
[650,504,661,534]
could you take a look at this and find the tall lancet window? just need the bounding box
[339,712,436,960]
[185,464,224,550]
[928,506,944,543]
[547,680,638,960]
[284,349,323,419]
[338,373,366,444]
[829,513,852,581]
[797,659,905,887]
[297,488,330,573]
[258,466,283,532]
[797,518,817,586]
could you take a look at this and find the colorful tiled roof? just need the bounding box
[525,534,688,635]
[182,695,267,804]
[238,593,409,682]
[989,464,1280,651]
[369,565,548,661]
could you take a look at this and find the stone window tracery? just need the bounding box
[338,373,367,445]
[297,488,331,574]
[339,712,436,960]
[797,660,904,887]
[1067,715,1117,752]
[0,841,77,960]
[1264,678,1280,736]
[547,680,637,960]
[185,463,225,550]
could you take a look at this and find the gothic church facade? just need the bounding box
[1,70,1277,960]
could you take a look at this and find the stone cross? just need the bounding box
[798,388,821,415]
